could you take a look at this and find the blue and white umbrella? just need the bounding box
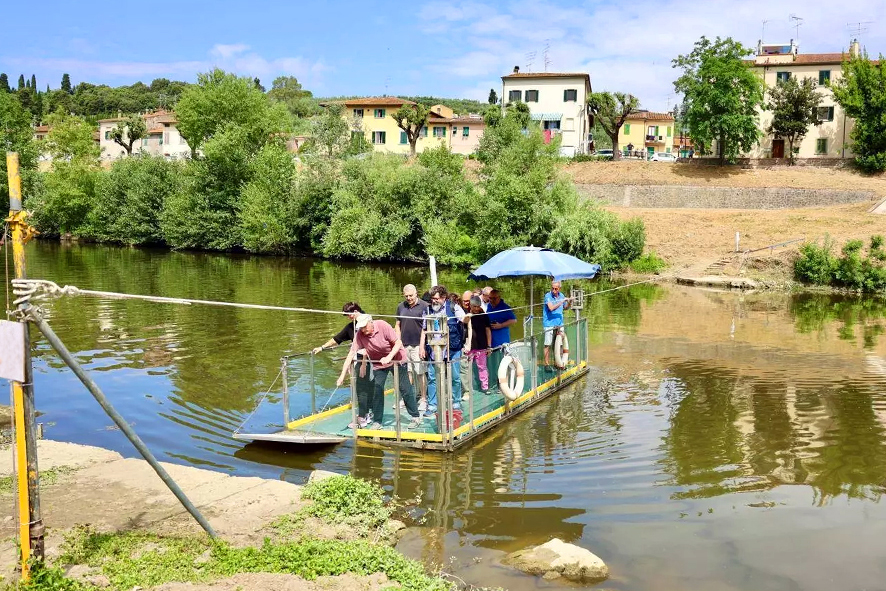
[468,246,601,331]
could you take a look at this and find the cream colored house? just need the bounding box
[746,40,859,159]
[97,110,191,160]
[500,68,592,156]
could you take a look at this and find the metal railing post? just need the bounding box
[6,151,43,577]
[309,351,316,416]
[282,359,291,426]
[26,308,217,538]
[350,362,358,440]
[394,363,402,442]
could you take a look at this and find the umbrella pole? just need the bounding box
[531,277,537,396]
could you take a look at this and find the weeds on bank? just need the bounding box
[301,475,391,528]
[1,562,88,590]
[629,251,667,274]
[1,467,78,495]
[795,235,886,292]
[58,526,452,591]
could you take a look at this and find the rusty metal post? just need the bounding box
[6,152,43,578]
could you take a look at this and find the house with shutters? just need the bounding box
[744,39,860,159]
[500,68,592,156]
[97,110,191,160]
[320,97,485,155]
[618,111,676,158]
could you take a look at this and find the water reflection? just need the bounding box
[20,242,886,591]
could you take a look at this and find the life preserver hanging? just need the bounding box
[554,330,570,369]
[498,355,525,401]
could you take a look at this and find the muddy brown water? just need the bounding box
[19,242,886,590]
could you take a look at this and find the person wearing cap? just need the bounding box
[312,302,373,429]
[336,314,421,429]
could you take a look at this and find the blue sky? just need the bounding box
[2,0,885,112]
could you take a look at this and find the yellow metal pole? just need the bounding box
[5,152,43,579]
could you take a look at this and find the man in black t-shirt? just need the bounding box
[395,284,429,411]
[313,302,374,429]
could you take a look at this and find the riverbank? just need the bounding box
[0,440,447,590]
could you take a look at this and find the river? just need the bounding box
[17,241,886,590]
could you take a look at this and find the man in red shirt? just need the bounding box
[336,314,421,429]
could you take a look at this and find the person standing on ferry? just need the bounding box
[486,289,517,378]
[336,314,421,429]
[395,284,429,411]
[313,302,374,429]
[543,280,570,368]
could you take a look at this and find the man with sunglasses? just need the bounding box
[543,280,570,368]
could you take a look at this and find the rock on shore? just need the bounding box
[504,538,609,584]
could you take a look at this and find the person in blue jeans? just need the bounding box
[543,280,570,367]
[419,285,467,417]
[486,288,517,385]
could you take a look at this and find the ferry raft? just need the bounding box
[235,247,600,452]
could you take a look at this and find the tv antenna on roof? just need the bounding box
[543,40,551,72]
[789,14,804,41]
[384,76,391,96]
[847,21,873,42]
[761,19,771,43]
[525,51,536,72]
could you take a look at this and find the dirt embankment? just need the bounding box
[563,161,886,277]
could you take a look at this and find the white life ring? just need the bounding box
[554,330,570,369]
[498,355,525,401]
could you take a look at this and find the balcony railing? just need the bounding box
[645,135,666,144]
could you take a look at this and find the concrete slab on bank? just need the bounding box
[674,275,761,290]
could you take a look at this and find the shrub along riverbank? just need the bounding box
[22,70,652,271]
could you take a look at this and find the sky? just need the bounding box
[2,0,885,113]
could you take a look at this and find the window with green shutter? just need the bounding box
[818,70,831,85]
[374,109,385,118]
[624,123,630,134]
[463,126,469,137]
[433,126,446,138]
[400,131,407,144]
[667,126,671,137]
[816,138,828,154]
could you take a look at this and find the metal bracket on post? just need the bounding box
[394,363,402,442]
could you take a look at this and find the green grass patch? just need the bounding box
[629,251,667,274]
[58,527,452,591]
[1,467,78,495]
[300,475,392,528]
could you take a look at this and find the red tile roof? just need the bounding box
[321,97,415,107]
[502,72,589,80]
[147,127,164,134]
[626,111,674,121]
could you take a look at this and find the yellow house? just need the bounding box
[321,97,484,155]
[617,111,675,158]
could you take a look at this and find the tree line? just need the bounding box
[1,68,649,271]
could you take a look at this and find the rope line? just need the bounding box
[10,277,662,322]
[233,364,284,436]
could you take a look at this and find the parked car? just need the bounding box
[594,149,614,160]
[651,152,678,162]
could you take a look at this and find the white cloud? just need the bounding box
[210,43,250,59]
[419,0,886,111]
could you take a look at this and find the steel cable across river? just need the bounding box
[15,241,886,591]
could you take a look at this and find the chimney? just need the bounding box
[850,39,860,58]
[513,66,520,74]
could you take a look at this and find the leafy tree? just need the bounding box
[0,73,9,93]
[44,110,100,161]
[311,103,351,157]
[673,36,764,163]
[16,85,35,117]
[831,51,886,172]
[253,77,265,92]
[587,91,639,159]
[174,68,289,158]
[88,156,182,244]
[766,75,822,164]
[505,100,531,128]
[61,73,72,94]
[17,75,25,90]
[267,75,318,118]
[391,103,430,157]
[45,89,73,116]
[0,91,39,202]
[111,114,147,156]
[239,142,298,253]
[488,88,498,104]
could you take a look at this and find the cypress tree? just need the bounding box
[0,73,9,92]
[61,73,72,94]
[30,74,36,90]
[17,74,25,90]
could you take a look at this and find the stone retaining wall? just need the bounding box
[576,184,876,209]
[682,157,849,168]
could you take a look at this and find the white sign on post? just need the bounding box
[0,320,26,383]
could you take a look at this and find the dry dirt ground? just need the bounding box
[563,161,886,277]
